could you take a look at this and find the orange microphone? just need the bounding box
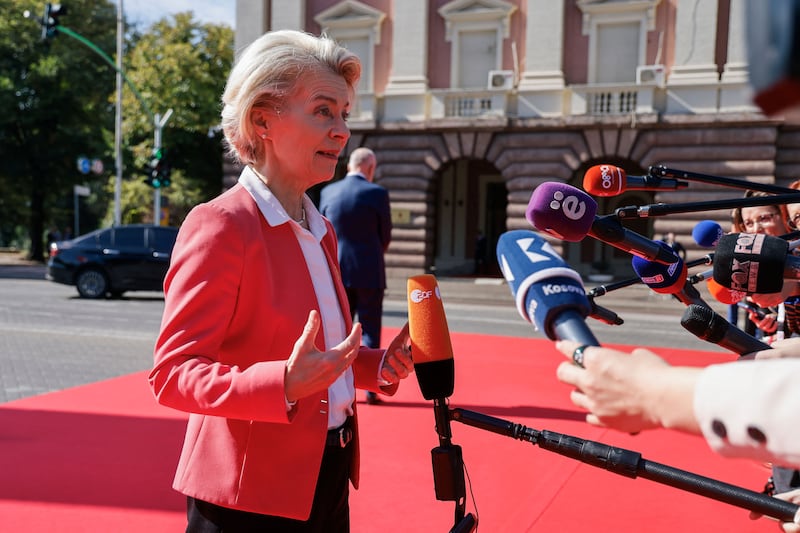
[706,277,746,305]
[407,274,455,401]
[583,164,688,197]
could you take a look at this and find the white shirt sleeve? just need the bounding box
[694,359,800,468]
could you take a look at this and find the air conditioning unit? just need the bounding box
[487,70,514,90]
[636,64,666,87]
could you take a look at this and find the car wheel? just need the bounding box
[76,268,109,299]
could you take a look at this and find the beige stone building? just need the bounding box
[231,0,800,281]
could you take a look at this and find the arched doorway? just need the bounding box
[433,158,507,276]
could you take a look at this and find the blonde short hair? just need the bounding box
[220,30,361,165]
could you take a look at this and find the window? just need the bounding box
[114,227,144,248]
[314,1,386,94]
[439,0,518,89]
[577,0,661,84]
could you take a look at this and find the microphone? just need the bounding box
[706,277,746,305]
[631,243,710,307]
[407,274,454,401]
[583,164,688,196]
[527,182,680,265]
[713,232,794,294]
[681,303,771,356]
[692,220,724,248]
[496,229,599,346]
[407,275,466,510]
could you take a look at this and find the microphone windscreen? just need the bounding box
[583,164,624,197]
[407,274,454,400]
[496,230,591,339]
[692,220,724,248]
[631,242,686,294]
[713,233,789,293]
[706,277,745,304]
[526,182,598,241]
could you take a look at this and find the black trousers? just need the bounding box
[186,441,352,533]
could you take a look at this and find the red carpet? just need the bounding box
[0,330,779,532]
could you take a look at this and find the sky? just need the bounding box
[119,0,236,29]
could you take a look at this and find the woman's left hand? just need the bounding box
[380,323,414,384]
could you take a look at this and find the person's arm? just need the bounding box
[555,340,800,468]
[554,340,700,434]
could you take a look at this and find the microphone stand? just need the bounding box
[650,165,799,195]
[615,193,800,219]
[430,397,477,532]
[449,407,799,523]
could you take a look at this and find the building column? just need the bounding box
[720,0,757,111]
[270,0,305,31]
[516,0,565,117]
[383,0,429,120]
[519,0,565,90]
[234,0,269,55]
[666,0,720,113]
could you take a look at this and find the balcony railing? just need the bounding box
[429,89,510,119]
[569,83,658,115]
[371,79,752,123]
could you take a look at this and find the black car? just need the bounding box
[46,224,179,298]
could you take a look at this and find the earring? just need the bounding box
[260,133,267,139]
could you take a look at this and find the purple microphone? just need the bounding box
[526,182,680,265]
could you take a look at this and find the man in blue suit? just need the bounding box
[320,147,393,404]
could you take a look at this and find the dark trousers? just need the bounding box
[345,287,384,348]
[185,442,352,532]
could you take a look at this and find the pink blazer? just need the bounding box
[149,183,397,519]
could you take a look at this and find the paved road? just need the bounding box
[0,262,732,404]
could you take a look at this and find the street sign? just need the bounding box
[91,159,104,175]
[76,157,91,175]
[74,185,90,197]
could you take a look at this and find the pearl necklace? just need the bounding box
[295,207,306,225]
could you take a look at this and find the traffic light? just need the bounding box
[41,3,66,41]
[145,148,172,188]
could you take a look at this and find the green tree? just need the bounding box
[116,12,233,226]
[0,2,233,259]
[0,0,117,260]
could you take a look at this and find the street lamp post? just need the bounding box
[114,0,123,226]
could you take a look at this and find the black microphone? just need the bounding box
[526,182,680,265]
[496,229,600,346]
[583,164,688,197]
[713,232,796,294]
[681,304,772,356]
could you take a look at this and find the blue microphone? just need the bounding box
[496,230,599,346]
[692,220,724,248]
[631,242,710,307]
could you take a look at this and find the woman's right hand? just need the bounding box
[284,310,361,403]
